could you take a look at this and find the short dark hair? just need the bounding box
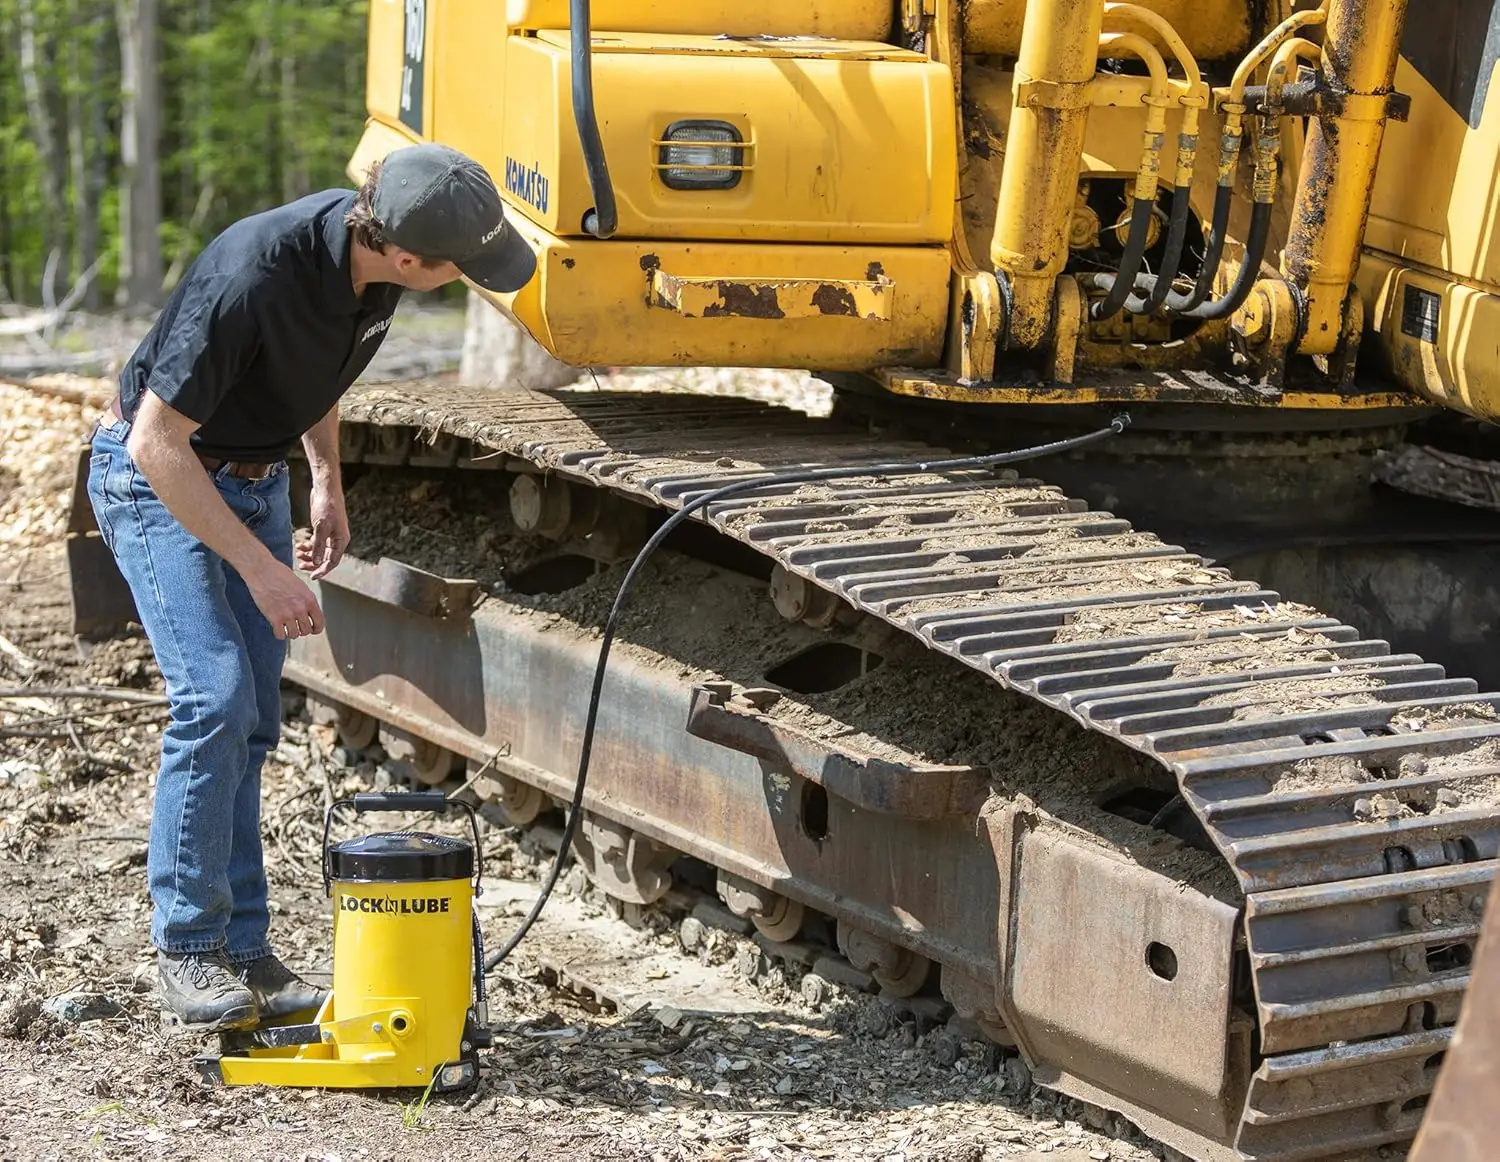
[345,159,448,268]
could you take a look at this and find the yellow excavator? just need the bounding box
[64,1,1500,1158]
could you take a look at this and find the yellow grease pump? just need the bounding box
[202,792,491,1091]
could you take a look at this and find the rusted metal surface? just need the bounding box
[65,445,138,638]
[284,583,1008,984]
[649,270,892,321]
[984,804,1249,1145]
[685,685,988,819]
[1411,878,1500,1162]
[293,382,1500,1157]
[321,555,479,621]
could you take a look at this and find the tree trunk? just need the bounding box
[0,29,12,304]
[84,6,109,309]
[65,0,101,299]
[116,0,163,309]
[458,292,580,391]
[18,0,67,271]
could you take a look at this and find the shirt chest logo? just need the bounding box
[361,316,394,344]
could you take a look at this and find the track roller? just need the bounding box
[941,965,1016,1047]
[472,763,546,827]
[380,726,461,786]
[307,695,378,751]
[571,813,675,905]
[838,923,932,998]
[717,872,806,942]
[769,564,855,629]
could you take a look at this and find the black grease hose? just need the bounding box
[1123,182,1193,316]
[1176,199,1272,322]
[1165,184,1232,315]
[570,0,617,238]
[482,416,1132,971]
[1089,197,1156,321]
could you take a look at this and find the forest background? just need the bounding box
[0,0,369,310]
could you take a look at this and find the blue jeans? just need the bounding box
[87,417,289,960]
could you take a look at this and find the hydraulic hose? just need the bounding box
[482,416,1132,972]
[1165,182,1232,315]
[1123,180,1193,315]
[1178,198,1272,322]
[1088,32,1170,322]
[570,0,617,238]
[1090,198,1158,321]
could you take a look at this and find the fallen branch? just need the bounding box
[65,719,132,773]
[3,699,165,730]
[0,373,114,405]
[0,634,41,676]
[0,685,164,703]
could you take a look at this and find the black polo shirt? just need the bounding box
[118,189,403,461]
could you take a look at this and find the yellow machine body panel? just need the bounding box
[485,221,951,369]
[500,32,955,244]
[505,0,895,41]
[963,0,1251,60]
[360,0,1500,420]
[1358,26,1500,421]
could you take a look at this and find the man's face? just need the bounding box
[391,250,464,292]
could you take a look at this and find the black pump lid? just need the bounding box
[328,831,473,883]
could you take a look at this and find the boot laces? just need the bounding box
[173,952,242,998]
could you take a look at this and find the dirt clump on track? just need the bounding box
[343,464,1239,903]
[1,379,1161,1162]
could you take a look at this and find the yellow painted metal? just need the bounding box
[990,0,1107,349]
[1358,252,1500,424]
[1103,3,1207,185]
[1227,5,1327,105]
[218,875,473,1089]
[501,32,955,244]
[482,213,949,370]
[1367,62,1500,290]
[346,117,419,185]
[505,0,894,41]
[965,0,1248,60]
[1212,4,1327,186]
[1282,0,1410,356]
[1097,32,1171,203]
[430,0,507,156]
[363,0,408,135]
[875,366,1419,411]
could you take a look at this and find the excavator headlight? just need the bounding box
[656,121,745,190]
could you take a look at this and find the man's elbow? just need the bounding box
[125,416,184,479]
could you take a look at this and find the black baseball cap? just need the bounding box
[372,143,537,293]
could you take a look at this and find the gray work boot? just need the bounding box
[158,949,260,1031]
[236,954,328,1021]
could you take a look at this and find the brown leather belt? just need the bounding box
[108,396,276,480]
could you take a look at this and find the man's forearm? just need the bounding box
[127,424,278,580]
[301,405,341,491]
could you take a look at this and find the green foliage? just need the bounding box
[0,0,369,303]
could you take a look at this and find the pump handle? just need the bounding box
[322,793,485,898]
[351,791,448,813]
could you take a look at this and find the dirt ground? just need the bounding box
[0,379,1165,1162]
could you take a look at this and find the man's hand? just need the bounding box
[245,558,325,640]
[298,482,349,581]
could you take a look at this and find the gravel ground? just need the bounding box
[0,379,1164,1162]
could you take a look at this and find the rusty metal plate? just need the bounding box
[999,813,1245,1143]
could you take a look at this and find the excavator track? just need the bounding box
[322,381,1500,1161]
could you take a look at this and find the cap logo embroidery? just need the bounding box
[479,221,505,246]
